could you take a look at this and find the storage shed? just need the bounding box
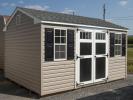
[0,15,10,69]
[5,7,128,96]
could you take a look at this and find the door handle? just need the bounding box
[104,54,108,57]
[76,56,84,59]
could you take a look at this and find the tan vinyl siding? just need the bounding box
[108,56,126,81]
[5,11,41,94]
[41,60,75,95]
[0,31,4,69]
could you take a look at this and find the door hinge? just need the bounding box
[77,28,79,32]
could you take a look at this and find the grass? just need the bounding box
[128,44,133,48]
[127,47,133,73]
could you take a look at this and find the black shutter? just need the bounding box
[67,29,74,60]
[45,28,54,61]
[110,33,115,57]
[122,34,126,56]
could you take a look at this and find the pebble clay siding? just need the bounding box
[5,11,41,94]
[41,27,75,95]
[108,31,127,81]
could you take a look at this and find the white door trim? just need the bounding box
[75,28,109,86]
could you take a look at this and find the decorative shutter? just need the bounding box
[122,34,126,56]
[45,28,54,61]
[110,33,115,57]
[67,29,74,60]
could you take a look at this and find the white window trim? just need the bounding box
[114,33,122,56]
[54,28,67,61]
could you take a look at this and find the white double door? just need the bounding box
[76,29,108,84]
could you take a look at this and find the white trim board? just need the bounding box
[41,21,128,32]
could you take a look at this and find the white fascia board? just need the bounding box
[41,21,128,32]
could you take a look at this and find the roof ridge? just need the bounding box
[17,6,105,21]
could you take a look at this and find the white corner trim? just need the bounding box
[41,21,128,32]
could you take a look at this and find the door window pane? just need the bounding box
[80,32,91,39]
[96,57,105,79]
[80,58,92,82]
[96,43,106,54]
[80,43,92,55]
[96,33,106,40]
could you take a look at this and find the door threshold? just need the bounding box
[76,79,108,88]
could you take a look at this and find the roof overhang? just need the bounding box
[41,21,128,32]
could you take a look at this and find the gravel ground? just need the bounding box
[0,70,133,100]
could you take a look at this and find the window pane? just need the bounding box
[61,30,66,36]
[80,58,92,82]
[55,52,60,59]
[61,37,66,43]
[115,34,121,44]
[96,43,106,54]
[83,32,85,39]
[60,52,65,58]
[80,32,83,39]
[96,57,105,79]
[115,45,121,55]
[55,45,66,59]
[55,45,60,51]
[86,32,91,39]
[80,43,92,55]
[60,45,65,51]
[55,29,60,36]
[96,33,105,40]
[55,37,60,43]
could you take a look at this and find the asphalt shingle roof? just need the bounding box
[19,7,128,30]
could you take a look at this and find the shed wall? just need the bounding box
[108,56,126,81]
[5,11,41,94]
[41,61,75,95]
[41,25,75,95]
[108,31,127,81]
[0,31,4,69]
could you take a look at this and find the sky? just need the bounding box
[0,0,133,35]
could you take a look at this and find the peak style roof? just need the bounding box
[17,7,128,30]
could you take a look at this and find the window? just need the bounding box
[80,32,91,39]
[16,14,21,25]
[96,33,106,40]
[54,29,67,60]
[114,34,122,55]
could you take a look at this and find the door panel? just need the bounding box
[96,57,106,79]
[76,29,108,84]
[80,58,92,82]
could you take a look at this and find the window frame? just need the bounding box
[114,33,122,56]
[54,28,67,61]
